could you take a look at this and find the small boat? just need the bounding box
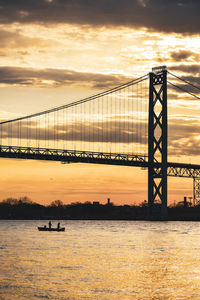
[38,226,65,232]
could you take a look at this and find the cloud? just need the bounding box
[0,0,199,34]
[169,136,200,157]
[168,81,200,95]
[1,114,200,158]
[0,119,148,145]
[0,66,130,88]
[168,64,200,94]
[168,117,200,156]
[0,29,51,49]
[170,50,198,62]
[170,64,200,75]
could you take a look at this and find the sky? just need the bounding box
[0,0,200,205]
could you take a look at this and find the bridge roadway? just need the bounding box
[0,145,200,178]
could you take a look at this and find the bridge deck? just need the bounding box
[0,145,200,178]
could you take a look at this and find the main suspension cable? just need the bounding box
[168,71,200,91]
[167,81,200,100]
[0,74,148,125]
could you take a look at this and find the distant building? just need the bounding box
[176,196,192,208]
[107,198,110,205]
[93,201,100,206]
[184,196,187,208]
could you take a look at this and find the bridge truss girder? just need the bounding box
[0,145,200,177]
[167,166,200,206]
[0,145,148,167]
[167,165,200,178]
[0,145,200,206]
[193,178,200,206]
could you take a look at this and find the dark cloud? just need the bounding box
[0,119,147,145]
[168,117,200,156]
[168,81,200,95]
[0,0,199,33]
[0,66,130,89]
[169,118,200,139]
[170,64,200,74]
[170,50,198,62]
[0,29,49,49]
[169,136,200,157]
[168,65,200,94]
[1,114,200,158]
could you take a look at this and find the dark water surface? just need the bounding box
[0,220,200,299]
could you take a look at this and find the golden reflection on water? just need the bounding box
[0,221,200,299]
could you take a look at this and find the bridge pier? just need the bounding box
[148,67,168,220]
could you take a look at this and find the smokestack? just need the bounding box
[184,196,187,208]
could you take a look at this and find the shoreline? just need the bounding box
[1,217,200,221]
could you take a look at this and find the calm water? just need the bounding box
[0,220,200,300]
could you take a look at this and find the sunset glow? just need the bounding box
[0,0,199,205]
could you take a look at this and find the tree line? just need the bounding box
[0,197,200,220]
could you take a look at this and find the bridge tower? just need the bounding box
[193,177,200,206]
[148,66,168,219]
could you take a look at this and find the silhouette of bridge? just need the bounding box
[1,66,200,218]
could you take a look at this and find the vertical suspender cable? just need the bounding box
[47,113,49,148]
[110,93,113,152]
[38,115,40,148]
[128,85,130,153]
[132,83,134,155]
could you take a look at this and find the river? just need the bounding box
[0,220,200,299]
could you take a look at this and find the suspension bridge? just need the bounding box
[1,66,200,218]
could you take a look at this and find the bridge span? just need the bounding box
[1,145,200,179]
[1,66,200,218]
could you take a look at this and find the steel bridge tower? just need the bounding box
[148,66,168,219]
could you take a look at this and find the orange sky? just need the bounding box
[0,1,199,205]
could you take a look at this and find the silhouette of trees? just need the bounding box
[140,200,148,207]
[2,196,33,206]
[0,196,43,219]
[18,196,33,204]
[50,200,64,207]
[2,197,18,205]
[0,196,200,220]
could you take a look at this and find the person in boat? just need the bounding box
[57,222,60,229]
[49,221,52,229]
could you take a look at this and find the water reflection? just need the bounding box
[0,220,200,299]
